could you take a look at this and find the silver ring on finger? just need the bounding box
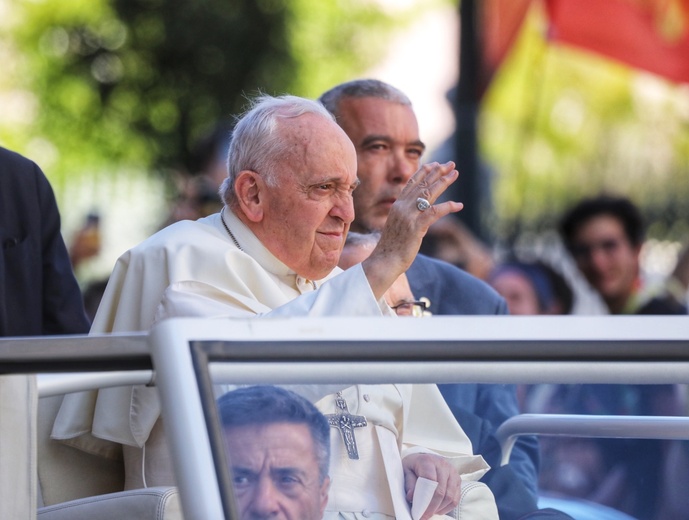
[416,197,431,212]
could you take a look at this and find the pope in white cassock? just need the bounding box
[52,95,497,520]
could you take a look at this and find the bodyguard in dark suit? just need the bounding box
[0,146,90,336]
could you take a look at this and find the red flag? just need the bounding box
[545,0,689,84]
[481,0,533,93]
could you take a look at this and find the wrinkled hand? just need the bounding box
[403,453,462,520]
[363,161,463,299]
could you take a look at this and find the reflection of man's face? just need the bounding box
[336,97,425,233]
[225,422,329,520]
[258,114,359,281]
[570,214,640,310]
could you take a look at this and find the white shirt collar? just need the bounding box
[214,207,341,290]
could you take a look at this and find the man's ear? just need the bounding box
[234,170,264,222]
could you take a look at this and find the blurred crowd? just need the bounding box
[421,197,689,519]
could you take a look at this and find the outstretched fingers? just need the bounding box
[403,161,462,218]
[362,160,464,300]
[406,160,455,193]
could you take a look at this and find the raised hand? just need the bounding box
[363,161,463,300]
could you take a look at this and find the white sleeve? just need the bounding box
[401,384,491,481]
[153,263,392,324]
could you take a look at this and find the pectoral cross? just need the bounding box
[325,392,367,460]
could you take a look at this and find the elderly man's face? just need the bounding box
[335,97,425,233]
[260,114,358,280]
[225,422,329,520]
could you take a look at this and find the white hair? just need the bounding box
[219,94,336,207]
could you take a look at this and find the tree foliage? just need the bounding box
[1,0,407,180]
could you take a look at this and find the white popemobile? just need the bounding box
[1,315,688,520]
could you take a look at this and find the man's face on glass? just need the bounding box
[225,422,329,520]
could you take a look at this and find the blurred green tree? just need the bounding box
[1,0,411,180]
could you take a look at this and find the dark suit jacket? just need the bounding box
[407,254,541,518]
[0,147,90,336]
[408,253,508,316]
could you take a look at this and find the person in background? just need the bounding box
[552,194,688,519]
[217,385,331,520]
[74,123,235,324]
[161,121,231,228]
[1,146,91,519]
[669,241,689,306]
[69,211,102,273]
[559,194,686,316]
[1,146,91,336]
[319,79,556,520]
[419,216,496,281]
[488,260,573,317]
[486,258,583,504]
[487,258,573,411]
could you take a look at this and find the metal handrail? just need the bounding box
[496,413,689,466]
[2,316,689,520]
